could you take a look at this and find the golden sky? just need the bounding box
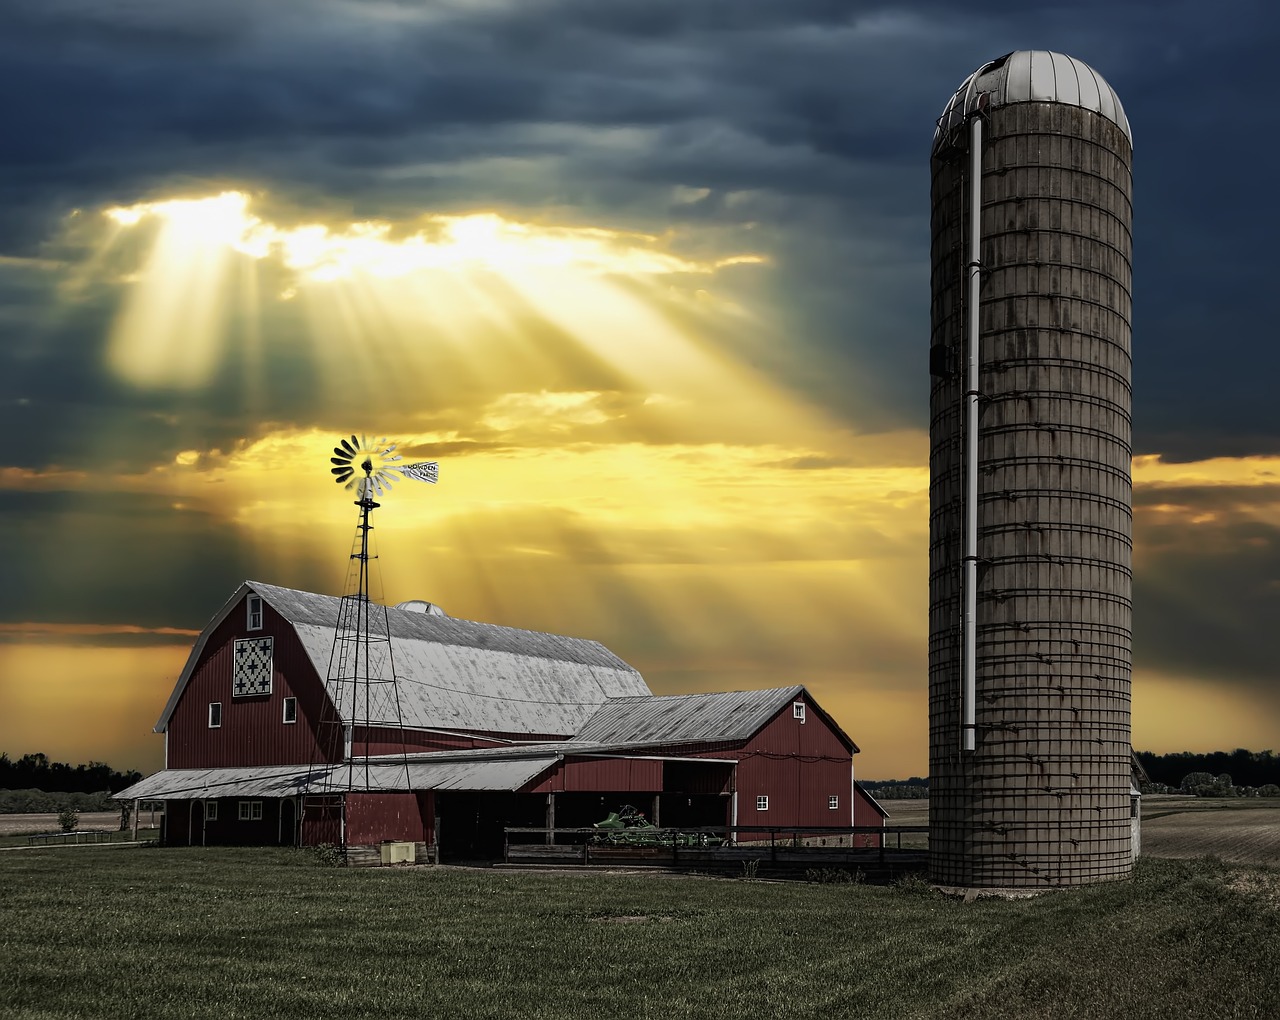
[2,191,1278,779]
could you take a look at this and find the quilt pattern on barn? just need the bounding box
[232,636,274,696]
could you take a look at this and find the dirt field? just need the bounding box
[877,799,928,826]
[879,795,1280,865]
[1140,795,1280,865]
[0,811,124,837]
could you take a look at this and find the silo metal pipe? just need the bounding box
[962,112,982,755]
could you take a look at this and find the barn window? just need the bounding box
[756,795,769,811]
[828,795,840,810]
[208,702,222,728]
[239,801,263,822]
[232,636,273,697]
[283,697,298,724]
[247,595,264,630]
[793,702,806,723]
[205,801,218,821]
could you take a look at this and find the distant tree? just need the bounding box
[57,807,78,833]
[0,753,141,794]
[1259,784,1280,798]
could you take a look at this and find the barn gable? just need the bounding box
[574,686,858,753]
[156,580,652,742]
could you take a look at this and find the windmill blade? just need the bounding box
[396,461,439,484]
[332,466,354,479]
[342,437,357,456]
[330,456,349,466]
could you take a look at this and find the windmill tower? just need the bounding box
[307,435,439,845]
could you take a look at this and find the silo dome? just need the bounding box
[394,599,447,617]
[934,51,1131,151]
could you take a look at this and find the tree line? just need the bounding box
[864,751,1280,800]
[0,753,142,794]
[1136,749,1279,792]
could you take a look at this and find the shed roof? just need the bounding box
[574,686,858,752]
[156,581,651,738]
[115,757,557,801]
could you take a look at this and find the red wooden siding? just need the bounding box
[167,597,340,768]
[690,693,854,830]
[852,786,886,848]
[355,726,565,756]
[345,792,431,845]
[525,757,663,794]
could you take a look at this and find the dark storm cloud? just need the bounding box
[1134,509,1280,703]
[3,0,1279,461]
[0,489,327,629]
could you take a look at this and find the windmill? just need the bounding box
[306,435,438,845]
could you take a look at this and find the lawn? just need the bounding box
[1,848,1277,1019]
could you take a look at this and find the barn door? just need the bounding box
[279,799,296,846]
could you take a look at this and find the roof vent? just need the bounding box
[394,599,447,617]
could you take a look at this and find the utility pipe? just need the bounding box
[961,113,983,754]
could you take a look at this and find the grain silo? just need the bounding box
[928,51,1133,889]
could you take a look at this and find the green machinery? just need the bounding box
[591,804,723,848]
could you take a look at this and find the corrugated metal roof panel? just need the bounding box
[115,757,557,800]
[261,582,649,737]
[573,686,806,745]
[156,580,651,736]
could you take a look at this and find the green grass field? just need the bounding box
[1,847,1277,1019]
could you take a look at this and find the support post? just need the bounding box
[131,798,139,841]
[545,793,555,846]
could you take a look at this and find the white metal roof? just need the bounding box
[155,581,651,737]
[934,50,1131,151]
[114,757,557,801]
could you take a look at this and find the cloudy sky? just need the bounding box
[1,0,1276,780]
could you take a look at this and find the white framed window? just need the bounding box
[205,801,218,821]
[208,702,222,728]
[828,795,840,810]
[238,801,263,822]
[247,594,264,630]
[793,702,806,723]
[283,697,298,724]
[756,795,769,811]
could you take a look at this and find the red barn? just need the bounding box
[118,581,882,857]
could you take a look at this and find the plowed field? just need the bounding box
[1140,797,1280,865]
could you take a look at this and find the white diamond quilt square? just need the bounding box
[233,636,274,697]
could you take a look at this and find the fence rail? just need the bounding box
[502,824,928,870]
[25,830,114,846]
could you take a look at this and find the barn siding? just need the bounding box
[355,727,565,756]
[689,693,854,830]
[345,792,429,845]
[168,597,340,769]
[852,786,886,848]
[525,758,663,794]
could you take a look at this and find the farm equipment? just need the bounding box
[591,805,722,847]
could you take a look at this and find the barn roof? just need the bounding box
[155,580,651,738]
[115,757,559,801]
[854,782,890,818]
[572,686,858,752]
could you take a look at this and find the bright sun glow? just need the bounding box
[99,191,767,394]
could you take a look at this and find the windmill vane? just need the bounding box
[328,434,439,494]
